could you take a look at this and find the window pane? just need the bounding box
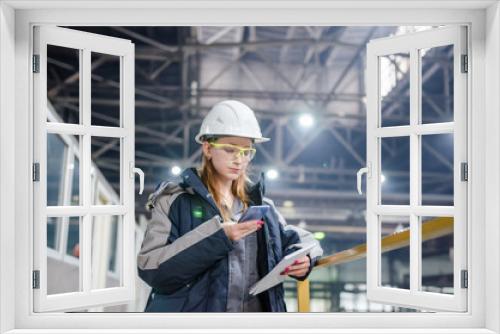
[91,215,122,289]
[65,216,81,256]
[66,135,82,207]
[47,216,81,294]
[47,216,60,250]
[380,216,410,290]
[47,134,82,206]
[93,184,116,205]
[421,134,454,206]
[421,45,454,124]
[47,133,66,206]
[70,156,81,205]
[91,136,121,204]
[379,53,410,127]
[380,136,410,205]
[91,52,121,127]
[47,44,80,124]
[421,216,454,295]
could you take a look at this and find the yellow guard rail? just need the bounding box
[295,217,453,312]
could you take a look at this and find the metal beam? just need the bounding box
[321,27,377,109]
[328,127,365,166]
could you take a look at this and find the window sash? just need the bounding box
[365,26,468,312]
[32,25,136,312]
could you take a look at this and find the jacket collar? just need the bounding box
[179,167,219,213]
[246,172,266,205]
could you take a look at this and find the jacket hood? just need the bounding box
[145,181,186,211]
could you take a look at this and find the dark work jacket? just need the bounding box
[137,167,323,312]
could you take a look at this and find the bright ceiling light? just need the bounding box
[266,169,279,180]
[171,165,182,176]
[298,113,314,128]
[381,174,386,183]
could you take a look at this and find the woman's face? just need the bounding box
[203,136,253,181]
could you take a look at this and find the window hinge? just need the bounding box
[32,270,40,289]
[33,163,40,182]
[32,55,40,73]
[461,162,468,181]
[461,270,468,289]
[461,54,468,73]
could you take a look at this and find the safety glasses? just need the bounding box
[209,142,257,161]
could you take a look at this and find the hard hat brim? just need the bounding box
[195,133,270,144]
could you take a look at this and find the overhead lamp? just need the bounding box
[298,113,315,128]
[171,165,182,176]
[266,169,279,180]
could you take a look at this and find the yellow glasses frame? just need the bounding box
[208,142,257,161]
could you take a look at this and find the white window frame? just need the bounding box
[365,26,467,312]
[0,1,499,333]
[32,26,136,312]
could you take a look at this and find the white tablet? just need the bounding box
[249,243,316,296]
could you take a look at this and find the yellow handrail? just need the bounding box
[296,217,453,312]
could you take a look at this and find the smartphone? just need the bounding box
[238,205,270,223]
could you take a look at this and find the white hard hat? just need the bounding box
[195,100,270,144]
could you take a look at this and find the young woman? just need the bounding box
[137,100,323,312]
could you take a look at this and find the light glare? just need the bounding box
[171,165,182,176]
[299,114,314,128]
[266,169,279,180]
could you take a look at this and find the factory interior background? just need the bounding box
[44,25,456,312]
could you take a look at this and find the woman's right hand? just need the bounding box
[221,219,264,241]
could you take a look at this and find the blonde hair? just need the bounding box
[198,143,252,222]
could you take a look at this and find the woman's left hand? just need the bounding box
[280,255,310,278]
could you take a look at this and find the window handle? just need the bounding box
[356,163,371,195]
[130,162,145,195]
